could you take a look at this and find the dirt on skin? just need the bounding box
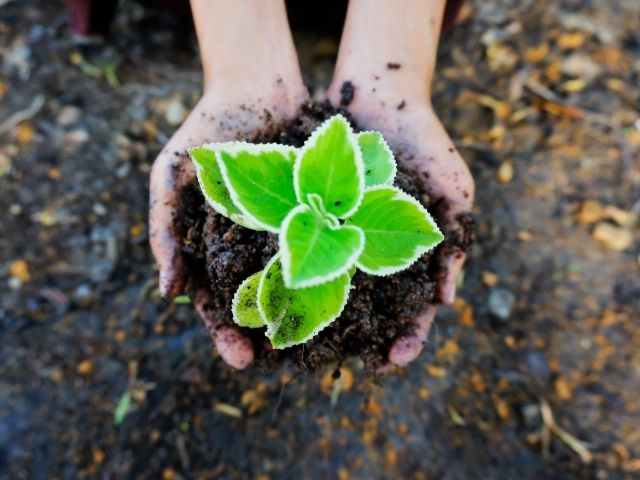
[179,102,470,371]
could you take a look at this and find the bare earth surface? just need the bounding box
[1,1,639,478]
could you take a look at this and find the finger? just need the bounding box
[149,141,196,299]
[439,251,466,304]
[388,305,436,367]
[192,286,254,370]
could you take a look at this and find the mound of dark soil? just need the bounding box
[179,102,464,371]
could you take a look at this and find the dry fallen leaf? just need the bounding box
[554,377,573,400]
[16,122,35,145]
[577,200,605,225]
[557,32,585,49]
[517,230,535,242]
[240,383,269,415]
[452,297,475,327]
[492,395,510,419]
[524,43,549,63]
[364,396,383,417]
[487,43,518,72]
[600,309,618,327]
[562,78,587,93]
[482,271,499,287]
[545,61,562,83]
[425,364,447,378]
[161,467,177,480]
[436,339,460,360]
[623,459,640,472]
[604,206,636,228]
[129,223,144,237]
[497,161,514,183]
[9,259,30,282]
[592,223,633,251]
[76,359,94,375]
[320,366,354,394]
[213,402,242,418]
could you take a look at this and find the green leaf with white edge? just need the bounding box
[294,114,364,218]
[257,254,351,349]
[189,146,262,230]
[280,204,364,289]
[231,271,265,328]
[357,131,397,186]
[346,186,444,275]
[216,142,299,232]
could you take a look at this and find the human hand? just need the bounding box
[332,94,474,367]
[149,0,308,369]
[328,0,474,368]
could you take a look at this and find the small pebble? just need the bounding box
[482,270,499,287]
[56,105,81,126]
[8,277,22,290]
[524,350,551,385]
[116,163,131,178]
[164,96,188,126]
[73,284,95,306]
[92,203,107,216]
[63,129,89,148]
[488,288,515,320]
[521,404,540,429]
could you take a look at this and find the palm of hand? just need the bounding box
[149,86,308,369]
[337,98,475,366]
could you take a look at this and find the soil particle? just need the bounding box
[339,81,355,106]
[179,102,451,371]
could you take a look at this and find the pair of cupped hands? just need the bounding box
[149,1,474,370]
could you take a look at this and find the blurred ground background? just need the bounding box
[1,0,639,478]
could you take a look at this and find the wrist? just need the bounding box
[331,0,444,102]
[192,0,302,94]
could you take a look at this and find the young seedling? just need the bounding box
[189,115,444,349]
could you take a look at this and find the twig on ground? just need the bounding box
[0,94,45,134]
[540,399,593,464]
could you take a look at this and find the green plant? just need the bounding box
[189,115,443,349]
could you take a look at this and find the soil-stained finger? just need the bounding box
[149,146,196,299]
[388,305,436,367]
[192,286,254,370]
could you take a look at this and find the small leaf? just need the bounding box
[294,115,364,218]
[347,186,444,275]
[231,271,265,328]
[280,204,364,288]
[114,391,131,426]
[173,294,191,304]
[189,146,262,230]
[257,255,351,349]
[357,131,397,186]
[216,142,299,232]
